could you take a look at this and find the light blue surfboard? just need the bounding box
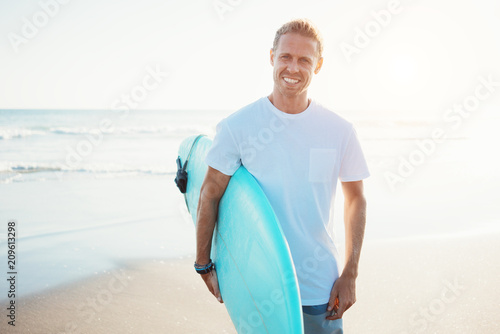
[177,135,304,333]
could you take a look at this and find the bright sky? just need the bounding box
[1,0,499,117]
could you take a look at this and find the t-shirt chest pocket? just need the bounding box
[308,148,337,183]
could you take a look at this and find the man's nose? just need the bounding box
[287,60,299,73]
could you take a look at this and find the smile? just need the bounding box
[283,77,299,84]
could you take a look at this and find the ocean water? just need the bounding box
[0,108,498,298]
[0,109,228,183]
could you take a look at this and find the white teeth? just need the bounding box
[284,77,299,84]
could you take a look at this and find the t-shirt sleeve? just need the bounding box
[205,119,241,176]
[339,126,370,182]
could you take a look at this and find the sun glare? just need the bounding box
[376,43,431,97]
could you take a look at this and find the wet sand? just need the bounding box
[2,232,499,333]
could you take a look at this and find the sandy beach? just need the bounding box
[2,231,498,334]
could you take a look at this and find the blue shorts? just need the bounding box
[302,303,343,334]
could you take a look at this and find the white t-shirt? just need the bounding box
[205,97,370,305]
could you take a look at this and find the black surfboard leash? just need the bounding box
[175,134,205,212]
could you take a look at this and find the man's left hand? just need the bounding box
[325,274,356,320]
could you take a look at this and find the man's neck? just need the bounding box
[268,90,310,115]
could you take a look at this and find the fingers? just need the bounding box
[212,278,223,303]
[326,301,347,320]
[326,289,355,320]
[326,297,355,320]
[201,270,223,303]
[211,270,223,303]
[326,293,341,320]
[210,270,223,303]
[327,296,339,313]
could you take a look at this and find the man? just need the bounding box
[194,19,369,333]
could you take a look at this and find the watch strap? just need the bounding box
[194,260,214,275]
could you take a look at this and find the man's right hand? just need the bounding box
[196,167,231,304]
[201,268,223,303]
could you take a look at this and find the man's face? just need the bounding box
[270,33,323,99]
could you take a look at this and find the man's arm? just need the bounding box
[326,180,367,320]
[196,166,231,303]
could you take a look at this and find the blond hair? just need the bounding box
[272,19,324,58]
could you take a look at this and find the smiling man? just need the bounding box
[195,19,369,333]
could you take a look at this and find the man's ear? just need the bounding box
[314,57,324,74]
[270,48,275,66]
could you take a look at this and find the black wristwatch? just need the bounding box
[194,260,215,275]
